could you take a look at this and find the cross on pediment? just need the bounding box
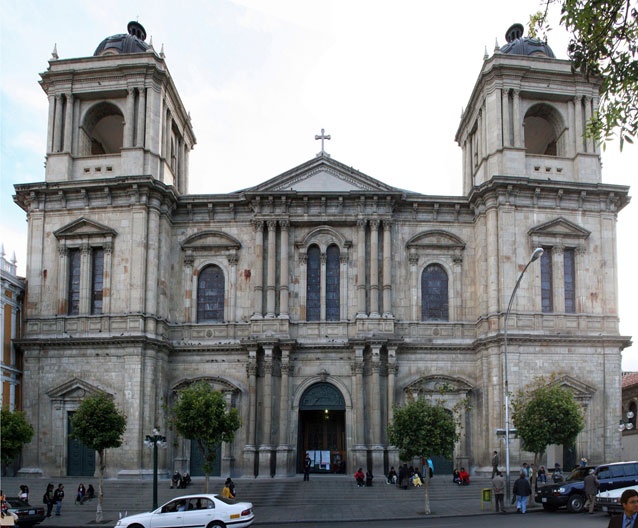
[315,128,331,157]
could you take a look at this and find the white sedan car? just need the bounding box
[596,485,638,514]
[114,494,254,528]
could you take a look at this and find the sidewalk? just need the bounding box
[0,474,540,527]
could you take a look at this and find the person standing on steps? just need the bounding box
[43,483,54,517]
[303,453,311,481]
[491,451,499,478]
[53,483,64,516]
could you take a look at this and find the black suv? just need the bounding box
[535,461,638,513]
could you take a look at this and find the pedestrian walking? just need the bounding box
[513,471,531,514]
[491,451,499,478]
[53,483,64,516]
[584,469,599,514]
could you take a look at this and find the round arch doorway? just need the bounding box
[297,382,346,475]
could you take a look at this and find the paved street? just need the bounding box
[0,474,613,527]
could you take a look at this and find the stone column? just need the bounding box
[221,391,234,476]
[243,348,258,475]
[320,252,327,321]
[575,245,586,313]
[102,242,113,315]
[79,243,91,315]
[584,96,593,153]
[183,253,194,322]
[356,218,367,317]
[502,88,510,147]
[278,220,289,318]
[258,346,273,477]
[340,254,348,320]
[567,98,575,158]
[227,254,238,322]
[145,201,161,327]
[409,252,419,320]
[47,94,56,153]
[57,245,68,315]
[136,87,146,148]
[266,220,277,318]
[512,90,521,148]
[54,95,64,153]
[574,95,584,153]
[369,344,384,475]
[275,348,292,477]
[552,245,566,313]
[386,347,399,470]
[252,221,264,318]
[369,219,380,317]
[63,93,73,153]
[125,88,135,148]
[452,253,463,321]
[382,220,392,317]
[352,346,367,470]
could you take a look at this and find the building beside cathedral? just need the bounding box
[14,21,631,479]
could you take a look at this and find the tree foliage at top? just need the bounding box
[387,398,459,462]
[70,392,127,522]
[511,379,584,462]
[530,0,638,149]
[70,393,127,453]
[0,408,34,466]
[169,381,241,489]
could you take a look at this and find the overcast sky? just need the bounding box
[2,0,637,369]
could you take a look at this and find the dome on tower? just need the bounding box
[500,23,555,58]
[93,21,150,56]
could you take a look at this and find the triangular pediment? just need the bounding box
[528,217,590,239]
[549,374,596,402]
[54,217,117,239]
[243,156,403,194]
[46,377,112,403]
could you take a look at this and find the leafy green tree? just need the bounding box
[0,408,34,473]
[387,398,459,515]
[530,0,638,149]
[169,382,241,492]
[70,393,126,522]
[511,378,584,465]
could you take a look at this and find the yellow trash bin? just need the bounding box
[481,488,492,510]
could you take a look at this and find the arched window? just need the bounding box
[523,103,565,156]
[197,265,225,322]
[421,264,448,321]
[306,245,321,321]
[326,245,340,321]
[81,102,124,155]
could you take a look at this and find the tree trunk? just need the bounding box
[205,473,210,494]
[96,450,105,523]
[424,466,431,514]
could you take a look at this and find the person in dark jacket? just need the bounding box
[43,483,54,517]
[513,471,532,513]
[53,483,64,516]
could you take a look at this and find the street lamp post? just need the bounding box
[144,428,166,510]
[504,247,544,505]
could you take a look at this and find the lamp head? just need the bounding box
[531,247,544,262]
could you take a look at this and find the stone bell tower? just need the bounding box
[455,23,602,195]
[39,21,195,194]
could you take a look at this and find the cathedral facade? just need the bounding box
[14,22,631,479]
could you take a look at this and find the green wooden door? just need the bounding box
[67,412,96,476]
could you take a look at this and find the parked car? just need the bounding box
[114,494,254,528]
[596,484,638,514]
[535,461,638,513]
[3,498,45,528]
